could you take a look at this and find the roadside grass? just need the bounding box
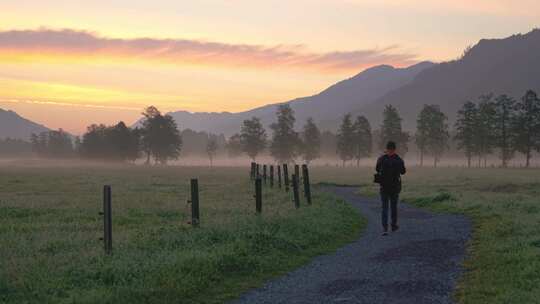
[311,165,540,304]
[0,164,365,304]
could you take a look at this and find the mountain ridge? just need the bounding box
[162,61,435,135]
[348,28,540,131]
[0,108,50,140]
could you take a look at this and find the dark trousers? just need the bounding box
[381,191,399,230]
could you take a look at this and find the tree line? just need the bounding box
[29,106,223,165]
[232,89,540,168]
[455,91,540,168]
[21,89,540,167]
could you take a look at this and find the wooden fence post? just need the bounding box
[302,164,312,205]
[256,164,260,178]
[294,164,300,183]
[270,165,274,188]
[190,179,200,227]
[283,164,290,192]
[255,178,262,214]
[292,174,300,209]
[277,165,282,189]
[102,185,112,255]
[263,165,267,185]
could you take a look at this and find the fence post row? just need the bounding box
[255,178,262,214]
[292,174,300,209]
[277,165,282,189]
[190,179,200,227]
[101,185,113,255]
[302,164,312,205]
[263,165,267,185]
[250,162,256,180]
[283,164,290,192]
[270,165,274,188]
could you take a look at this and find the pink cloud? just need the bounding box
[0,28,418,72]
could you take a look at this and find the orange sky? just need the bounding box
[0,0,538,134]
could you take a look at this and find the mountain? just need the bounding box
[0,109,50,140]
[350,29,540,130]
[162,61,434,135]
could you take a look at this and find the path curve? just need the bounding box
[232,186,471,304]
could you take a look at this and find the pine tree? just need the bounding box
[454,101,478,168]
[380,105,409,155]
[240,117,267,161]
[337,114,355,167]
[416,105,449,167]
[512,90,540,167]
[493,94,516,167]
[301,118,321,164]
[269,104,300,163]
[476,95,496,167]
[352,115,372,167]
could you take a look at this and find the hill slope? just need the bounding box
[352,29,540,130]
[164,61,434,135]
[0,109,49,140]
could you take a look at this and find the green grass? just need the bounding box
[0,164,365,304]
[310,165,540,304]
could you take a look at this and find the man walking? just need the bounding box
[375,141,406,236]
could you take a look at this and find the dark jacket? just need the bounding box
[376,154,406,194]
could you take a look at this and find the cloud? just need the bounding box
[0,98,141,111]
[0,28,418,72]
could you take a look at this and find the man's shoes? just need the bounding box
[391,225,399,232]
[382,229,389,236]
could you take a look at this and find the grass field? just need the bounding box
[0,163,364,304]
[2,162,539,304]
[310,165,540,304]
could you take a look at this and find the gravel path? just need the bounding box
[232,186,471,304]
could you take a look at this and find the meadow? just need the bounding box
[0,163,363,303]
[2,162,540,304]
[310,165,540,304]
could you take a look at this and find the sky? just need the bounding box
[0,0,538,134]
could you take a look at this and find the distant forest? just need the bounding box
[1,89,539,168]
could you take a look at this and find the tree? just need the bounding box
[80,124,108,159]
[454,101,478,168]
[269,104,300,163]
[226,133,243,158]
[352,115,372,167]
[140,106,182,165]
[206,135,218,167]
[380,105,409,155]
[80,122,141,162]
[240,117,267,161]
[336,114,355,166]
[415,105,450,167]
[31,129,73,158]
[512,90,540,167]
[476,94,496,167]
[300,118,321,164]
[493,94,517,167]
[108,122,141,162]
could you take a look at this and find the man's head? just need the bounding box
[386,141,397,155]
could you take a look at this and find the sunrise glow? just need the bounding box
[1,0,538,133]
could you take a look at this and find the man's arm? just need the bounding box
[376,156,383,173]
[400,158,406,175]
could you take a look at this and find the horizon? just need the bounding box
[1,0,539,134]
